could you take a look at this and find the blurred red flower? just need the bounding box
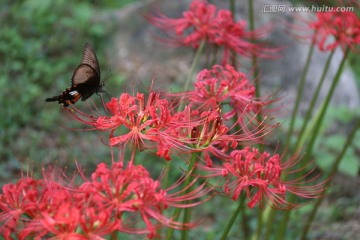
[199,147,326,209]
[148,0,277,64]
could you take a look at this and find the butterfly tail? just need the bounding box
[45,96,60,102]
[45,95,70,107]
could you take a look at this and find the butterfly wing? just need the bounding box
[71,43,101,101]
[45,43,102,107]
[76,42,100,82]
[71,64,100,101]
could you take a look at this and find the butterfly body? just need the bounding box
[46,43,103,107]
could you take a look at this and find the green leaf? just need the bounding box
[338,149,359,177]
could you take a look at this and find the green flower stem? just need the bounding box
[254,207,263,240]
[178,39,206,112]
[248,0,260,103]
[158,160,172,237]
[248,1,265,236]
[277,209,292,240]
[166,205,181,239]
[229,0,237,66]
[251,206,271,240]
[294,49,335,151]
[210,45,219,67]
[303,47,349,162]
[110,231,118,240]
[163,161,172,188]
[169,40,206,240]
[166,152,200,240]
[230,116,250,238]
[285,41,315,145]
[263,207,277,240]
[241,199,250,239]
[220,194,246,240]
[276,47,350,240]
[229,0,237,67]
[300,116,360,240]
[180,205,192,240]
[180,152,200,240]
[230,0,235,18]
[183,40,206,92]
[173,28,205,240]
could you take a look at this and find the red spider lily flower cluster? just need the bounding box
[66,65,274,164]
[0,162,210,239]
[148,0,277,64]
[307,12,360,51]
[71,91,216,160]
[186,64,271,119]
[95,92,174,153]
[170,64,276,164]
[67,91,188,160]
[61,60,324,211]
[198,147,325,209]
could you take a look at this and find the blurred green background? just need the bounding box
[0,0,137,183]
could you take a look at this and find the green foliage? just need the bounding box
[91,0,136,9]
[0,0,134,183]
[288,106,359,177]
[312,106,360,176]
[349,51,360,83]
[316,135,359,177]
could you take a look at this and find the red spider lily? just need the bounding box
[0,161,211,239]
[71,91,182,161]
[212,9,277,62]
[170,65,278,135]
[79,162,211,238]
[66,90,262,161]
[166,64,274,123]
[154,105,235,161]
[0,178,43,239]
[76,206,120,239]
[63,72,274,164]
[32,203,82,239]
[188,65,265,118]
[198,147,325,209]
[100,92,171,147]
[0,175,83,239]
[171,65,276,152]
[169,110,274,177]
[148,0,277,64]
[91,92,206,161]
[309,12,360,51]
[147,0,218,48]
[18,180,87,239]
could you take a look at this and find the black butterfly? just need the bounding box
[45,43,103,107]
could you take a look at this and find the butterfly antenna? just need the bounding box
[102,85,112,100]
[101,68,116,98]
[102,68,112,85]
